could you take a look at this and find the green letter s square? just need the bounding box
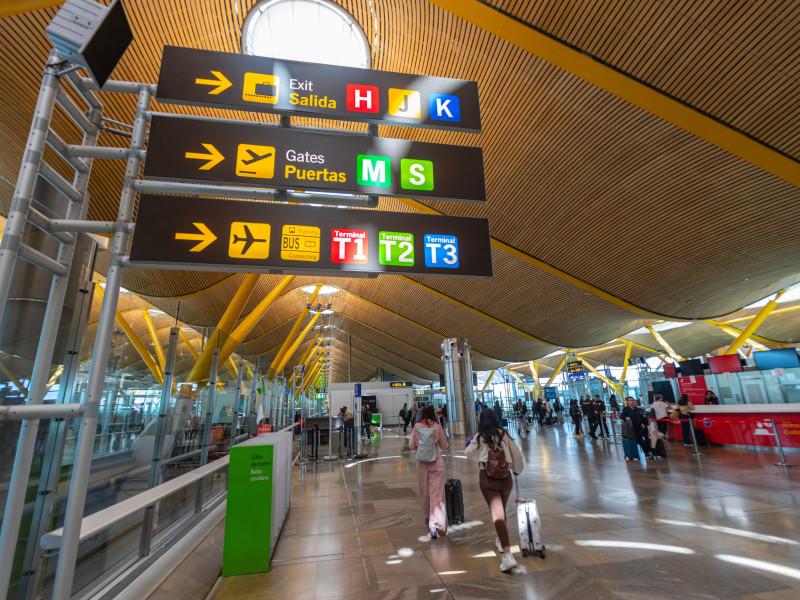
[357,154,391,187]
[400,159,434,191]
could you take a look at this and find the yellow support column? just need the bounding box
[270,284,322,374]
[529,361,544,397]
[508,370,532,393]
[275,312,322,373]
[179,330,200,359]
[645,325,683,361]
[0,358,27,394]
[298,333,321,367]
[545,356,566,388]
[142,310,166,370]
[619,342,632,396]
[704,321,773,350]
[97,288,163,383]
[617,339,670,363]
[187,274,260,382]
[579,358,622,397]
[482,369,496,392]
[724,290,786,355]
[218,275,295,367]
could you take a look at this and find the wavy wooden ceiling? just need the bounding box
[2,0,799,385]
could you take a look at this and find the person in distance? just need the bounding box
[408,405,449,539]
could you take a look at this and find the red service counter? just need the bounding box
[665,404,800,448]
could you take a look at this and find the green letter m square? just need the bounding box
[357,154,391,187]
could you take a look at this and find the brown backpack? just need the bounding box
[484,434,510,479]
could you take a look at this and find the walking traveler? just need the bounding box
[609,393,620,413]
[569,399,584,437]
[400,402,411,433]
[408,405,449,538]
[553,397,563,423]
[621,397,652,458]
[677,394,696,445]
[493,400,503,424]
[651,394,670,435]
[593,395,610,438]
[581,395,597,438]
[362,403,372,441]
[465,409,524,573]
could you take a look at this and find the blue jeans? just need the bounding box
[680,414,692,444]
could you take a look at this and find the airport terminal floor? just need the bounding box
[163,423,800,600]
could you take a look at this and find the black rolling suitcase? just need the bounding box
[652,438,667,459]
[445,478,463,525]
[693,427,708,446]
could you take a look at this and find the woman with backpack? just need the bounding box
[408,404,449,538]
[465,409,524,572]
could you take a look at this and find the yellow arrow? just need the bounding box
[195,70,232,95]
[175,223,217,252]
[185,143,224,170]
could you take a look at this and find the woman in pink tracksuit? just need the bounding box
[409,404,449,538]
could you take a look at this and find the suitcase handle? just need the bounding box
[514,473,520,504]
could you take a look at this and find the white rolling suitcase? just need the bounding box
[515,476,545,559]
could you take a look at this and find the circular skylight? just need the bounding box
[242,0,371,68]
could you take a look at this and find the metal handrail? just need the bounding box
[40,456,229,550]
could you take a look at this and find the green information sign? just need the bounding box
[222,444,274,576]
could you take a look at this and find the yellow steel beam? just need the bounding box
[96,287,162,383]
[0,358,28,394]
[579,358,622,397]
[179,330,200,359]
[275,312,322,373]
[0,1,63,18]
[579,343,626,356]
[226,357,239,379]
[187,274,260,382]
[645,325,683,361]
[508,369,532,393]
[545,356,566,387]
[706,320,788,348]
[704,321,769,351]
[142,310,166,369]
[617,339,669,363]
[218,275,295,367]
[481,369,497,392]
[428,0,800,188]
[723,304,800,324]
[270,285,322,373]
[724,290,786,355]
[620,342,632,391]
[528,361,543,397]
[298,333,321,368]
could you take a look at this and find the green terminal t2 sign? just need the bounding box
[156,46,481,132]
[129,194,493,277]
[143,115,486,203]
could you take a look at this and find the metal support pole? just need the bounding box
[770,420,796,467]
[605,414,619,444]
[139,327,179,557]
[195,349,220,514]
[688,418,703,457]
[231,357,244,449]
[51,86,151,600]
[0,403,86,420]
[0,51,61,326]
[0,89,100,600]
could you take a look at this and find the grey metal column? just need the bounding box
[230,357,244,447]
[19,273,95,600]
[195,349,220,514]
[442,338,476,437]
[139,327,179,557]
[0,51,61,326]
[51,86,151,600]
[0,97,101,600]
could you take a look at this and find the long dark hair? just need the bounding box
[477,408,505,448]
[419,404,437,423]
[677,394,690,406]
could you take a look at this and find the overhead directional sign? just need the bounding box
[129,194,493,278]
[156,46,481,132]
[143,115,486,203]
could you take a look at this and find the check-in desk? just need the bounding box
[666,404,800,449]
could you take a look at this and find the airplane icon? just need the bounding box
[229,222,271,259]
[242,148,273,165]
[232,224,268,254]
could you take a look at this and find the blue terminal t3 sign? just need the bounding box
[156,46,481,132]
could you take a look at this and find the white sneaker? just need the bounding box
[495,537,504,553]
[499,553,517,572]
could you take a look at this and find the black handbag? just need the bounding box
[621,420,635,439]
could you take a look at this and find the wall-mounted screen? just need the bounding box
[664,364,677,378]
[709,354,744,374]
[753,348,800,370]
[678,359,704,377]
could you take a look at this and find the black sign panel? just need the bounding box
[129,194,493,278]
[567,360,585,380]
[143,115,486,203]
[156,46,481,132]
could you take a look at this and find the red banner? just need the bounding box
[677,376,707,404]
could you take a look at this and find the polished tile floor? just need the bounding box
[209,422,800,599]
